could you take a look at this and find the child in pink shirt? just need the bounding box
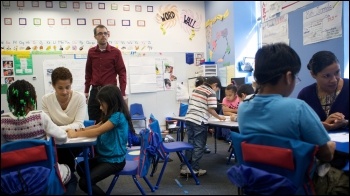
[222,84,240,116]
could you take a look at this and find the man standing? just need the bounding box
[85,24,127,123]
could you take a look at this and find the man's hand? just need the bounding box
[85,93,89,104]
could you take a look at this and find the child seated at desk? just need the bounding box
[66,85,135,195]
[230,84,255,122]
[1,79,71,185]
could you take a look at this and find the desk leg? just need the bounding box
[181,122,184,141]
[83,148,92,195]
[214,127,218,154]
[177,122,184,141]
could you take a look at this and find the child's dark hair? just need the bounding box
[51,67,73,86]
[205,76,222,88]
[96,85,135,134]
[307,51,339,75]
[225,84,238,93]
[254,43,301,87]
[195,76,206,87]
[237,84,254,98]
[7,79,37,118]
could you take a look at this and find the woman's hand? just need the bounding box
[66,129,78,138]
[325,112,345,124]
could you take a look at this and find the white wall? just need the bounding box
[1,1,206,126]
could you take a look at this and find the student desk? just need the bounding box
[329,129,349,171]
[167,116,186,141]
[168,116,239,153]
[57,137,97,195]
[207,116,239,153]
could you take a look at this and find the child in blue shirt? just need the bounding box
[66,85,135,195]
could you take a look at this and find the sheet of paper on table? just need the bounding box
[329,132,349,143]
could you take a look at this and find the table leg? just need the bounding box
[83,148,92,195]
[215,127,217,154]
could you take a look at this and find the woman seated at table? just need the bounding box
[42,67,86,195]
[297,51,348,131]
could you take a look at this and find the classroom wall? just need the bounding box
[204,1,259,85]
[288,1,349,98]
[1,1,206,126]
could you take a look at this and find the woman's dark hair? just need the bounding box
[195,76,206,87]
[225,84,238,93]
[237,84,254,98]
[307,51,339,74]
[254,42,301,86]
[51,67,73,86]
[205,76,222,88]
[96,85,135,134]
[7,79,37,118]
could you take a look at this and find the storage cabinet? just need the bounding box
[198,63,217,77]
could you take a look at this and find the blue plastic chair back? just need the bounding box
[130,103,145,118]
[1,138,65,195]
[179,103,188,117]
[84,120,95,127]
[230,132,318,195]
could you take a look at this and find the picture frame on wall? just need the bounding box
[48,18,55,25]
[98,3,105,9]
[107,19,115,26]
[2,1,10,7]
[17,1,25,7]
[33,18,41,25]
[59,1,67,8]
[73,1,80,9]
[4,18,12,25]
[123,5,129,11]
[147,6,153,12]
[61,18,70,25]
[92,19,101,26]
[32,1,39,7]
[77,18,86,25]
[122,20,130,26]
[19,18,27,25]
[137,20,145,27]
[45,1,53,8]
[85,2,92,9]
[135,5,142,12]
[111,3,117,10]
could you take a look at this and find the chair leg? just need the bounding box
[154,154,171,189]
[226,144,236,165]
[106,175,120,195]
[150,155,160,177]
[142,176,155,192]
[178,151,200,185]
[131,175,147,195]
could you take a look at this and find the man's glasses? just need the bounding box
[96,32,108,36]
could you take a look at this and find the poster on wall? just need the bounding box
[43,59,86,94]
[262,14,289,45]
[303,1,342,45]
[261,1,313,22]
[2,56,15,85]
[13,54,33,75]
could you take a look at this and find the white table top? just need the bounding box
[168,115,239,128]
[57,137,97,148]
